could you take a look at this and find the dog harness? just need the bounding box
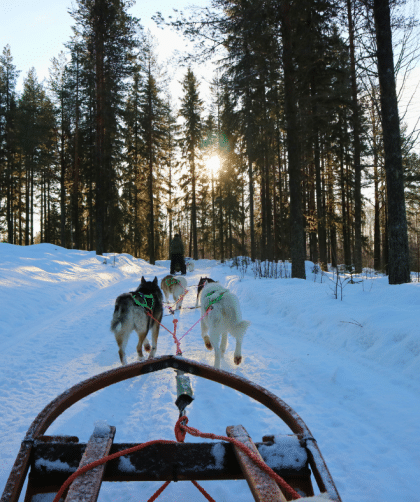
[166,276,180,287]
[205,290,226,309]
[131,292,155,311]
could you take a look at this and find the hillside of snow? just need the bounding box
[0,243,419,501]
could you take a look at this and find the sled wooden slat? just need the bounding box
[29,440,312,485]
[64,425,116,502]
[226,425,288,502]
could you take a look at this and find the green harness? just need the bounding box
[205,290,225,309]
[131,292,155,311]
[166,276,180,287]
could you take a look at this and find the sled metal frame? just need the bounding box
[1,355,342,502]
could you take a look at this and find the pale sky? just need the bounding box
[0,0,215,107]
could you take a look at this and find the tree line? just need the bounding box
[0,0,419,283]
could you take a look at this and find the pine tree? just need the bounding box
[179,68,203,261]
[0,45,20,243]
[139,37,169,264]
[372,0,410,284]
[49,52,71,247]
[18,69,55,245]
[69,0,139,255]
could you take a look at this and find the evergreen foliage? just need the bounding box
[0,0,417,286]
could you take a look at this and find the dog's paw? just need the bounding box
[234,355,242,365]
[144,342,151,352]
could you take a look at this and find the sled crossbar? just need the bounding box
[27,437,311,477]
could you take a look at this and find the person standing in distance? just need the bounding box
[170,233,186,275]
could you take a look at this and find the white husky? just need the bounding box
[200,282,250,368]
[161,275,188,310]
[186,260,194,272]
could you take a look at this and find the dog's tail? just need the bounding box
[111,302,126,333]
[231,320,251,340]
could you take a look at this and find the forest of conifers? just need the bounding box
[0,0,419,283]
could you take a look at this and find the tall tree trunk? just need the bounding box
[280,0,306,278]
[18,168,22,245]
[314,131,327,270]
[244,72,255,261]
[6,94,14,243]
[372,97,381,270]
[261,154,267,260]
[148,72,156,265]
[94,6,105,256]
[148,132,155,265]
[25,158,29,246]
[212,172,216,257]
[60,115,66,247]
[73,51,80,250]
[339,116,351,267]
[373,0,410,284]
[347,0,362,273]
[191,156,198,260]
[219,184,224,262]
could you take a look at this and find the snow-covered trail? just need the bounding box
[1,245,419,501]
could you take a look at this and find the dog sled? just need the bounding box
[1,355,342,502]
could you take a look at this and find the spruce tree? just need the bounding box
[69,0,139,255]
[179,68,203,261]
[139,37,169,264]
[372,0,410,284]
[0,45,19,243]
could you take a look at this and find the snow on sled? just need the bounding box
[1,355,342,502]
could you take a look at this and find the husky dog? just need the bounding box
[110,276,163,365]
[186,259,195,272]
[196,277,216,307]
[200,282,250,368]
[161,275,188,310]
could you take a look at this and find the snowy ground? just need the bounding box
[0,243,419,502]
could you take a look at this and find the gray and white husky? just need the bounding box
[200,282,251,368]
[160,275,188,310]
[110,276,163,365]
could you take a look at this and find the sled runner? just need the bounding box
[1,355,341,502]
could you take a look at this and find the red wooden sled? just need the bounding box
[1,355,342,502]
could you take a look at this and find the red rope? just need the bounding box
[175,416,302,500]
[147,480,170,501]
[146,306,213,355]
[191,480,216,501]
[52,425,216,502]
[178,307,212,342]
[52,439,176,502]
[52,414,301,502]
[172,318,182,355]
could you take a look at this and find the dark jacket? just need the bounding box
[170,235,184,255]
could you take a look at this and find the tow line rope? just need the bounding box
[146,307,212,356]
[164,282,189,316]
[52,416,301,502]
[148,284,225,355]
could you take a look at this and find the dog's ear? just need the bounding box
[153,276,158,285]
[141,276,146,285]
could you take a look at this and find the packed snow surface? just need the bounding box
[0,243,419,501]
